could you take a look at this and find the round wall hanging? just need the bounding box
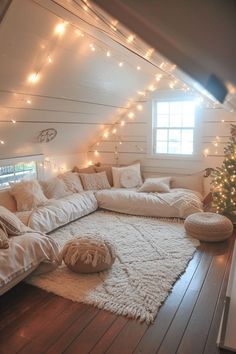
[37,128,57,143]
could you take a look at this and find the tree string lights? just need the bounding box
[211,126,236,222]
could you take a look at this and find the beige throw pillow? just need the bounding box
[138,177,171,193]
[10,180,48,211]
[94,165,113,186]
[58,172,83,193]
[112,163,142,188]
[79,171,111,190]
[40,177,71,199]
[0,205,27,235]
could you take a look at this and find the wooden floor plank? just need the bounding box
[0,237,233,354]
[90,316,128,354]
[64,310,117,354]
[157,251,216,353]
[105,320,148,354]
[176,241,233,354]
[133,250,203,354]
[45,306,100,354]
[203,240,234,354]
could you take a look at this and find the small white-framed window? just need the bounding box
[0,155,43,190]
[152,99,199,156]
[0,161,37,190]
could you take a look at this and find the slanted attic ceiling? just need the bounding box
[0,0,232,160]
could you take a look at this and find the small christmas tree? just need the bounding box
[211,125,236,222]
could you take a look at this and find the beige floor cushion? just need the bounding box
[60,234,116,273]
[184,212,233,242]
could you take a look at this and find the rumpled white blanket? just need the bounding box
[151,188,203,218]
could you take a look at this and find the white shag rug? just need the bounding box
[27,211,199,323]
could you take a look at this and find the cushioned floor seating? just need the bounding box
[184,212,233,242]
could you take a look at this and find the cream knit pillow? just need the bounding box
[40,177,71,199]
[58,172,83,193]
[79,171,111,191]
[10,180,48,211]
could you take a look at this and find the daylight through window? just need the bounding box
[153,100,196,155]
[0,161,37,189]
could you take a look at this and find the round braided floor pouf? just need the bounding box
[184,212,233,242]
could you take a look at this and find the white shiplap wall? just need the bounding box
[88,92,236,176]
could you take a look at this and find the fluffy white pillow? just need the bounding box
[58,171,83,193]
[79,171,111,190]
[40,177,71,199]
[10,180,48,211]
[112,163,142,188]
[138,177,171,193]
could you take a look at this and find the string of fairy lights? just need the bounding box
[0,0,232,165]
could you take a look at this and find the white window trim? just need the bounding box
[0,154,44,189]
[147,91,203,161]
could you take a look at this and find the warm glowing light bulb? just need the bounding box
[11,120,16,124]
[128,112,134,119]
[127,34,135,43]
[28,73,39,83]
[0,140,5,145]
[103,132,109,138]
[119,141,122,145]
[155,74,162,81]
[94,150,99,156]
[87,160,93,166]
[118,62,123,67]
[106,51,111,57]
[55,23,65,35]
[149,85,155,91]
[221,119,225,123]
[83,5,88,11]
[27,99,31,104]
[137,104,143,111]
[48,56,53,63]
[120,120,125,126]
[112,128,117,134]
[137,66,141,70]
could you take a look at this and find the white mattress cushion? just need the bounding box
[96,188,203,219]
[17,192,98,234]
[0,232,60,295]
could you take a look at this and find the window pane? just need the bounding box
[182,114,195,127]
[181,142,193,154]
[157,114,168,127]
[156,129,168,141]
[169,114,182,127]
[154,99,196,156]
[0,161,37,190]
[170,102,181,115]
[156,142,167,153]
[182,129,193,142]
[157,102,169,114]
[169,129,181,142]
[168,142,181,154]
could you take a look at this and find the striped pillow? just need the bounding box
[0,206,26,236]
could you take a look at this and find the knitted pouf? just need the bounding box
[60,233,116,273]
[184,212,233,242]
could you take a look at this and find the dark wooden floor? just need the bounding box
[0,236,235,354]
